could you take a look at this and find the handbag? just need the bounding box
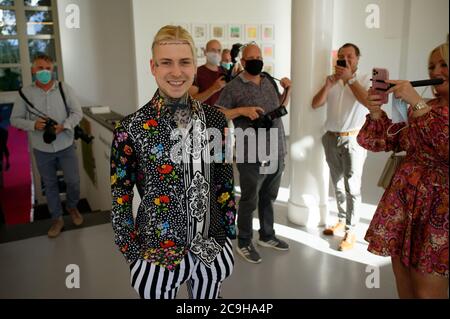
[377,151,405,189]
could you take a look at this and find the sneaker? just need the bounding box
[236,243,262,264]
[323,221,345,236]
[48,217,64,238]
[257,237,289,251]
[338,231,356,251]
[67,207,84,226]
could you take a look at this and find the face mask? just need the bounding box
[221,62,233,70]
[244,59,264,76]
[36,70,52,85]
[392,97,408,124]
[206,52,221,66]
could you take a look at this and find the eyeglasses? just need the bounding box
[240,41,258,52]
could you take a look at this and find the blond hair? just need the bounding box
[152,25,196,63]
[429,42,449,67]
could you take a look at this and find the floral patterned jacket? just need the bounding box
[111,91,236,270]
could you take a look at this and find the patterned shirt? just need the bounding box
[216,73,287,161]
[110,90,236,270]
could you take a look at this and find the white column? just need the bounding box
[288,0,334,227]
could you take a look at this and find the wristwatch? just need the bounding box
[348,74,357,85]
[412,99,428,111]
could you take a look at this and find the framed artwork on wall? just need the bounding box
[245,24,259,42]
[263,62,274,76]
[192,23,207,42]
[195,43,206,59]
[261,24,274,42]
[228,24,243,42]
[262,43,275,59]
[210,24,226,41]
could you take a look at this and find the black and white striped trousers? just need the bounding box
[129,238,234,299]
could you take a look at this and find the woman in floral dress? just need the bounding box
[357,43,448,298]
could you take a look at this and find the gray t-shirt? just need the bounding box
[216,73,286,162]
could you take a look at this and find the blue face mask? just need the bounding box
[221,62,233,70]
[36,70,52,85]
[392,97,408,124]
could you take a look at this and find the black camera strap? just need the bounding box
[18,88,47,119]
[58,81,70,116]
[262,71,281,96]
[19,82,70,118]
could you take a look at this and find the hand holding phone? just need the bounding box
[336,59,347,68]
[371,68,389,104]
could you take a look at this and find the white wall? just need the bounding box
[332,0,448,205]
[57,0,138,117]
[54,0,447,208]
[131,0,292,131]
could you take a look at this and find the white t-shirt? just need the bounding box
[324,73,370,132]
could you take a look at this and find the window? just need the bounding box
[0,0,62,94]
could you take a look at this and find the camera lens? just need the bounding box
[43,125,56,144]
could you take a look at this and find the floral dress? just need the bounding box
[110,91,236,270]
[357,99,448,277]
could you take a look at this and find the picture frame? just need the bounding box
[192,23,207,41]
[245,24,259,42]
[261,24,275,42]
[228,24,243,42]
[210,24,226,41]
[263,62,274,76]
[195,43,206,59]
[262,43,275,59]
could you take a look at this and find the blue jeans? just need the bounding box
[33,144,80,219]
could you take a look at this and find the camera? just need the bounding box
[220,72,232,83]
[42,118,93,144]
[43,118,58,144]
[250,106,288,129]
[74,125,94,144]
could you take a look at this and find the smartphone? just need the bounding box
[372,68,389,104]
[336,59,346,68]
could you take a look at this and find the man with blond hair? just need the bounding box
[110,25,236,299]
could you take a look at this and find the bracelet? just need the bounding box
[412,99,428,111]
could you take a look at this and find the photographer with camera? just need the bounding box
[311,43,370,251]
[10,54,84,237]
[189,39,227,106]
[216,42,292,264]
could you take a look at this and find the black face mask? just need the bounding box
[244,59,264,76]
